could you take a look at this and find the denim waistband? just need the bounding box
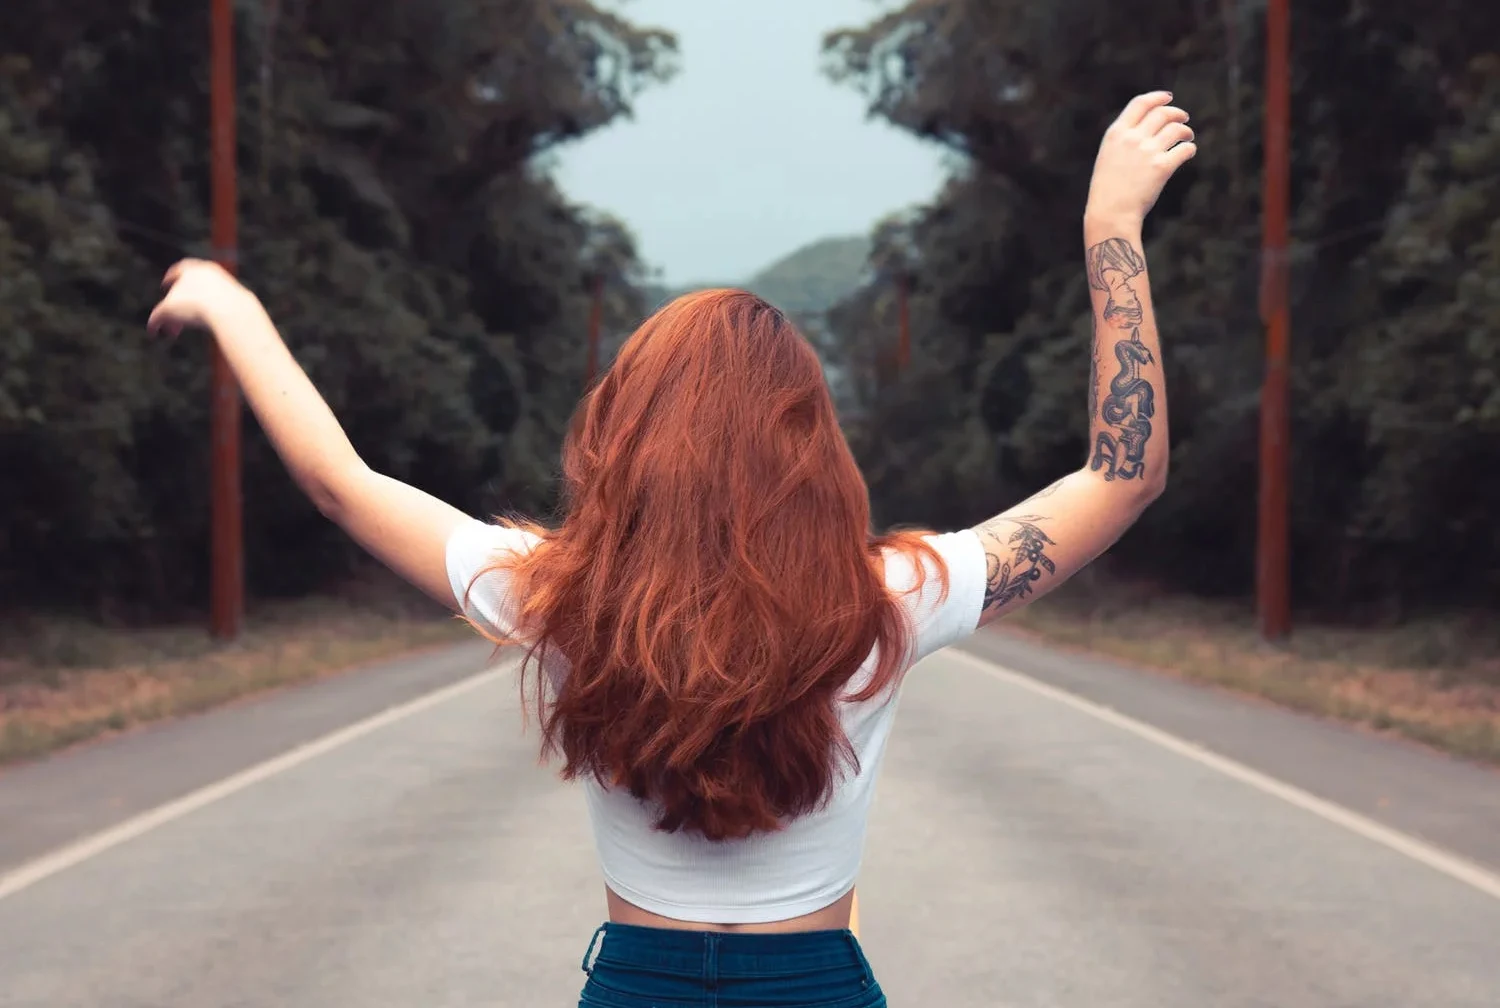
[583,921,877,981]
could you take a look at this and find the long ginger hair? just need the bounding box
[473,289,946,841]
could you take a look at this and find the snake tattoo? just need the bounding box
[1084,238,1155,482]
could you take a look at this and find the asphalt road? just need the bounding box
[2,634,1498,1007]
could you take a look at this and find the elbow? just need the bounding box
[300,461,367,523]
[1138,464,1168,507]
[1081,463,1166,511]
[1077,457,1168,506]
[301,476,345,522]
[308,484,345,522]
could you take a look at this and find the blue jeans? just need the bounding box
[577,922,887,1007]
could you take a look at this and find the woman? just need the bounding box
[149,92,1194,1006]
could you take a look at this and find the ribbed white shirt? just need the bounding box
[446,518,986,923]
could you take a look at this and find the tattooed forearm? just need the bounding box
[979,516,1058,613]
[1033,476,1068,500]
[1084,237,1156,482]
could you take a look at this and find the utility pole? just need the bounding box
[209,0,244,640]
[1256,0,1291,641]
[584,273,604,385]
[896,273,911,373]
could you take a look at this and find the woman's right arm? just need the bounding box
[967,91,1196,629]
[148,261,473,609]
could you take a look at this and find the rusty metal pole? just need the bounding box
[896,273,911,373]
[585,273,604,385]
[1256,0,1291,641]
[209,0,244,640]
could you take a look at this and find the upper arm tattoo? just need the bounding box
[1085,237,1155,482]
[979,515,1057,614]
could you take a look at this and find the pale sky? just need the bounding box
[551,0,948,286]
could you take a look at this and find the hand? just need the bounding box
[147,259,255,338]
[1085,91,1196,225]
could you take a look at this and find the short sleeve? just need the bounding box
[445,518,543,639]
[887,529,987,666]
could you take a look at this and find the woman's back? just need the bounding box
[448,517,986,924]
[453,290,968,855]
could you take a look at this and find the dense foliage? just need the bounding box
[0,0,675,618]
[823,0,1500,616]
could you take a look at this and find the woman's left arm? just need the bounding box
[149,260,471,607]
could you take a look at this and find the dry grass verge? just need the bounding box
[1005,579,1500,766]
[9,573,1494,771]
[0,589,468,766]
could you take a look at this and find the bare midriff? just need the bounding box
[606,886,858,935]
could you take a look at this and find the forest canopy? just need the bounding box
[0,0,676,617]
[5,0,1494,625]
[821,0,1500,617]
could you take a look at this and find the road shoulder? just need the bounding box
[960,628,1500,873]
[0,640,497,874]
[8,626,1498,887]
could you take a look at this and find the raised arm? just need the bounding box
[972,91,1195,628]
[148,262,470,607]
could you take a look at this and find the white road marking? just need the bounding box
[9,645,1496,907]
[947,648,1500,902]
[0,666,506,903]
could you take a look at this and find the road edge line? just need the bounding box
[0,665,505,903]
[947,648,1500,902]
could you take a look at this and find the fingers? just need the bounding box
[146,304,178,337]
[1140,104,1190,137]
[1156,122,1195,151]
[146,303,168,339]
[160,257,210,290]
[146,303,179,338]
[1118,91,1174,128]
[1166,141,1198,170]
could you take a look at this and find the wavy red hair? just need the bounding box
[472,289,946,841]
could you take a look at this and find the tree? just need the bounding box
[823,0,1498,612]
[0,0,677,617]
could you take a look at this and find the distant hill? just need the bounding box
[743,235,871,316]
[635,236,868,411]
[642,235,871,318]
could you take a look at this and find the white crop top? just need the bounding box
[446,518,987,924]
